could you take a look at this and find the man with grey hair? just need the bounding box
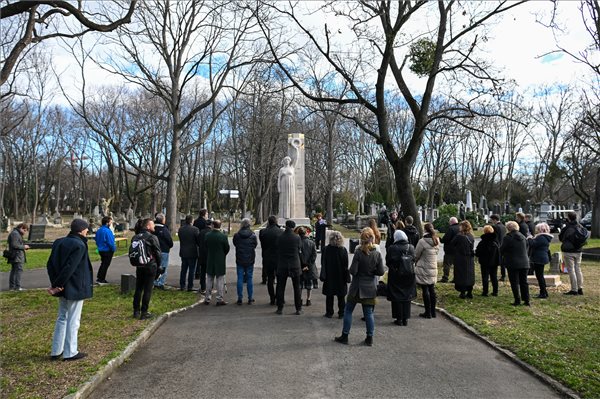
[233,218,258,304]
[205,220,230,305]
[153,213,173,289]
[440,216,460,283]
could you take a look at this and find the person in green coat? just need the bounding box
[204,220,230,305]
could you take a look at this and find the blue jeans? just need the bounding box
[236,265,254,300]
[155,252,170,287]
[51,297,84,358]
[180,257,197,290]
[342,301,374,337]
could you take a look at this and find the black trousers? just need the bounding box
[391,301,411,321]
[198,262,207,291]
[481,264,498,295]
[508,268,530,304]
[97,251,114,281]
[133,266,156,313]
[325,294,345,317]
[276,273,302,311]
[532,263,547,294]
[420,284,436,316]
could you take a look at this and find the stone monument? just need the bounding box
[278,133,309,225]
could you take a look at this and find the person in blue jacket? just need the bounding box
[47,219,94,361]
[94,216,116,284]
[528,222,553,299]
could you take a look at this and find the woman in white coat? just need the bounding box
[414,223,440,319]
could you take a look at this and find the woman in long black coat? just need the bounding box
[501,221,530,306]
[475,225,500,297]
[386,229,416,326]
[320,231,349,318]
[451,220,475,299]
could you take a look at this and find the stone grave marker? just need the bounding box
[28,224,47,241]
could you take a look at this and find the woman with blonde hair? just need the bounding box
[528,222,553,299]
[451,220,475,299]
[475,225,500,297]
[334,227,384,346]
[320,231,349,318]
[414,223,440,318]
[368,219,382,245]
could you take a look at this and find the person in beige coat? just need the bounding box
[414,223,440,318]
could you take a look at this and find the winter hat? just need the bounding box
[394,229,408,243]
[70,218,89,233]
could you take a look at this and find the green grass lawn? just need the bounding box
[432,260,600,398]
[0,286,198,399]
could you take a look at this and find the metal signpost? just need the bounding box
[219,189,239,234]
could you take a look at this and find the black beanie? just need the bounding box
[70,219,89,233]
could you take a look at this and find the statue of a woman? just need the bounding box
[278,156,295,219]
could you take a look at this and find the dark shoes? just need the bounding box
[248,298,255,305]
[305,299,311,306]
[133,311,141,319]
[204,300,211,305]
[364,336,373,346]
[578,288,584,295]
[459,293,466,299]
[275,308,283,315]
[564,291,578,296]
[269,299,276,306]
[140,312,153,320]
[324,313,333,318]
[50,352,63,361]
[334,333,348,344]
[394,319,407,326]
[419,312,431,319]
[216,301,227,306]
[237,299,243,305]
[295,309,303,315]
[536,293,548,299]
[96,279,108,285]
[439,277,449,283]
[511,301,521,306]
[481,293,488,297]
[64,352,87,361]
[491,292,498,297]
[466,292,473,299]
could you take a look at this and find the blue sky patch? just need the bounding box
[540,53,563,64]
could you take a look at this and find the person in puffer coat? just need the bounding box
[233,218,258,305]
[528,222,553,299]
[500,221,530,306]
[414,223,440,319]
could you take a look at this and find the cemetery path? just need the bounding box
[87,277,562,399]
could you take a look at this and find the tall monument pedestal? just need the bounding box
[278,133,310,224]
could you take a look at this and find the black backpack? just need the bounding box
[129,233,153,266]
[571,224,589,249]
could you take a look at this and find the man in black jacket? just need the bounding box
[132,218,162,319]
[440,217,459,283]
[47,219,93,361]
[559,212,587,295]
[275,220,303,315]
[259,216,282,305]
[178,215,201,291]
[153,213,173,289]
[490,214,507,281]
[233,218,258,304]
[193,209,208,279]
[197,222,212,295]
[403,215,420,247]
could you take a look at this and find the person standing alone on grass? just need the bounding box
[560,211,588,296]
[95,216,116,285]
[7,223,29,291]
[204,220,230,306]
[233,218,258,305]
[47,219,93,361]
[178,215,200,292]
[153,213,173,290]
[132,218,162,319]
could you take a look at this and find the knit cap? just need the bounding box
[70,219,89,233]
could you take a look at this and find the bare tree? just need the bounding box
[257,1,525,230]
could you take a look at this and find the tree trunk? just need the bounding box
[166,127,180,230]
[394,159,421,233]
[592,167,600,239]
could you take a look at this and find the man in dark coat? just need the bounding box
[178,215,201,291]
[275,220,303,315]
[403,215,421,247]
[385,210,399,249]
[205,220,230,305]
[233,218,258,304]
[516,212,530,237]
[314,212,328,251]
[197,222,212,295]
[525,214,536,236]
[386,230,416,326]
[47,219,93,361]
[193,209,208,279]
[153,213,174,289]
[259,215,282,305]
[193,208,208,230]
[490,214,507,281]
[439,217,459,283]
[7,223,29,290]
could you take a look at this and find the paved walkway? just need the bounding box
[1,241,563,398]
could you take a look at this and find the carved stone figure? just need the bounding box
[278,156,296,219]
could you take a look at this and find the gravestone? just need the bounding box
[92,206,100,218]
[466,190,473,212]
[28,224,47,241]
[36,214,49,225]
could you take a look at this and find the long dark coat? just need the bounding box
[475,233,500,268]
[386,240,416,302]
[276,227,302,277]
[178,223,200,259]
[205,229,230,276]
[259,224,282,273]
[500,231,529,270]
[46,233,93,300]
[451,233,475,291]
[441,222,460,255]
[320,245,349,296]
[299,235,317,280]
[7,228,26,264]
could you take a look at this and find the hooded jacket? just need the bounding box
[475,232,500,268]
[233,227,258,267]
[500,230,529,270]
[414,235,439,286]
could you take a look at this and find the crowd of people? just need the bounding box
[3,207,588,360]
